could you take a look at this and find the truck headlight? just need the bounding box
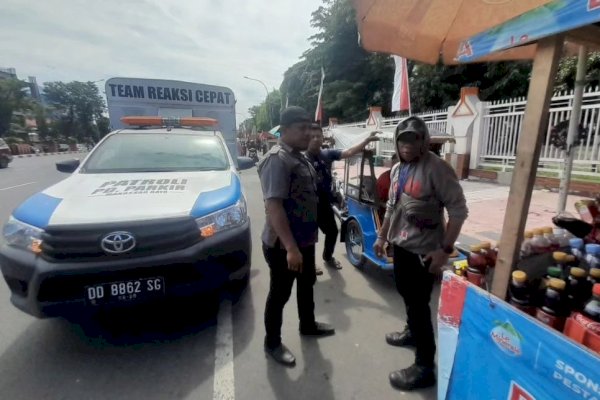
[2,216,43,254]
[195,198,247,238]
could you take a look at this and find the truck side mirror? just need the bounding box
[56,159,80,173]
[237,157,255,170]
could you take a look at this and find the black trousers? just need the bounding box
[317,202,338,261]
[393,245,436,368]
[263,243,317,348]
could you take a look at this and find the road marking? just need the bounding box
[213,299,235,400]
[0,182,37,191]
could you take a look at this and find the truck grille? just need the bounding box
[40,217,201,262]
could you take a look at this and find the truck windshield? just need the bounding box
[82,133,230,173]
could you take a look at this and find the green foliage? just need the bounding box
[248,90,281,131]
[43,81,106,143]
[251,0,600,124]
[555,52,600,91]
[33,104,51,140]
[252,0,533,122]
[96,116,111,141]
[410,61,532,111]
[0,78,32,137]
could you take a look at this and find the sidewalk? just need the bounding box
[459,179,591,246]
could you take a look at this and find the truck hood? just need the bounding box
[12,170,241,227]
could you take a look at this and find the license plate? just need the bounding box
[85,277,165,305]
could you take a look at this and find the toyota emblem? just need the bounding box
[100,231,136,254]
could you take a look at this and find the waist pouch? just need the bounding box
[399,193,442,230]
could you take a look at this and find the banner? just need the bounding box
[446,286,600,400]
[391,56,410,113]
[456,0,600,62]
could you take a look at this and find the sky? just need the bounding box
[1,0,322,123]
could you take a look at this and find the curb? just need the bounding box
[16,151,87,158]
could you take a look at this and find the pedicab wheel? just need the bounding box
[345,219,366,268]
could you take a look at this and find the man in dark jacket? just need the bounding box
[373,116,468,391]
[306,124,379,274]
[257,107,335,367]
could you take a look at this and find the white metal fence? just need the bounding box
[336,109,449,157]
[480,86,600,177]
[337,109,448,132]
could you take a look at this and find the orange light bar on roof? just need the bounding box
[120,116,218,127]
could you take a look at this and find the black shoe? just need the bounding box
[300,321,335,336]
[324,257,343,270]
[386,328,416,347]
[389,364,436,391]
[264,343,296,367]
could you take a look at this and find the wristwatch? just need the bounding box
[442,245,454,255]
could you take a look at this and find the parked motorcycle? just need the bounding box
[248,147,259,163]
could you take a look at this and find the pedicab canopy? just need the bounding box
[328,125,454,151]
[353,0,600,299]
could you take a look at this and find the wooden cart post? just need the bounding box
[492,35,564,298]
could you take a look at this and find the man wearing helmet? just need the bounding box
[373,116,468,391]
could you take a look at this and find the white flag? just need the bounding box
[315,67,325,123]
[392,56,411,113]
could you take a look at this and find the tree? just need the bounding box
[268,0,535,122]
[33,104,51,141]
[96,116,111,142]
[409,61,532,111]
[248,0,542,123]
[0,78,32,137]
[247,90,282,131]
[555,52,600,91]
[43,81,106,142]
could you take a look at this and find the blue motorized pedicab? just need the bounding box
[333,149,393,270]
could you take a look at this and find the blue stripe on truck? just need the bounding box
[190,173,241,218]
[13,192,62,229]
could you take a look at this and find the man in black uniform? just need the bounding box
[306,124,380,274]
[257,106,335,367]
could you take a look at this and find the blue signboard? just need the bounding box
[456,0,600,62]
[447,286,600,400]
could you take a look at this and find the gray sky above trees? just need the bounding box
[1,0,321,122]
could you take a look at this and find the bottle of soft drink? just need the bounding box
[543,227,560,251]
[520,231,533,258]
[588,268,600,286]
[566,267,591,312]
[536,278,567,331]
[509,270,532,315]
[553,227,571,248]
[552,251,568,277]
[582,283,600,326]
[569,283,600,336]
[531,229,551,254]
[570,238,585,259]
[466,245,487,288]
[479,242,497,268]
[534,266,563,307]
[585,244,600,269]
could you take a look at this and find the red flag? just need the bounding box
[392,56,411,113]
[315,67,325,123]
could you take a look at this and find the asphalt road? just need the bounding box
[0,155,437,400]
